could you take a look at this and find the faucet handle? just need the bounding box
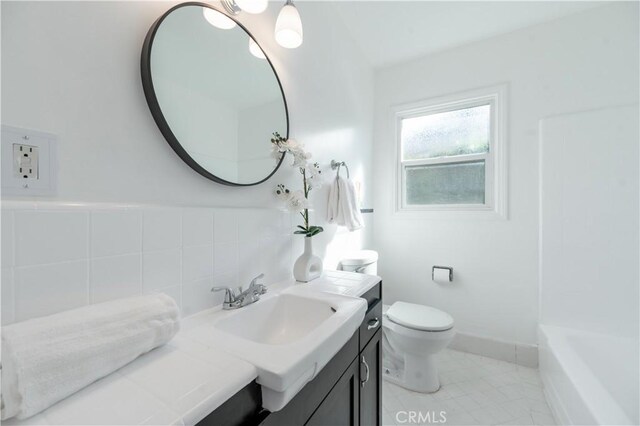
[249,273,265,286]
[249,273,267,294]
[211,286,236,303]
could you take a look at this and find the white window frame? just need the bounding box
[394,84,508,219]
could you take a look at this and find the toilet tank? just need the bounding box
[339,250,378,275]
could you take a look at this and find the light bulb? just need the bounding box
[202,7,236,30]
[249,38,266,59]
[275,1,303,49]
[235,0,268,14]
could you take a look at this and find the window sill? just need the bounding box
[393,205,508,221]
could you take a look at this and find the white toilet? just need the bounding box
[339,250,455,393]
[338,250,378,274]
[382,302,454,392]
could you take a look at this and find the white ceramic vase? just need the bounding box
[293,236,323,282]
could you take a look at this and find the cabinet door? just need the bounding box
[360,329,382,426]
[306,358,360,426]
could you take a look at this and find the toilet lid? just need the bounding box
[340,250,378,266]
[386,302,454,331]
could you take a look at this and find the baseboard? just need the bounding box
[540,367,572,425]
[448,332,538,368]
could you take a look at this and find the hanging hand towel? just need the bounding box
[1,293,180,420]
[327,175,364,231]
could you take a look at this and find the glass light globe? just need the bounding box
[275,2,303,48]
[249,37,266,59]
[202,8,236,30]
[236,0,268,14]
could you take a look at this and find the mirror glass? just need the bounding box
[144,4,288,185]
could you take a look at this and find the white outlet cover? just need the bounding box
[13,144,39,179]
[2,125,57,196]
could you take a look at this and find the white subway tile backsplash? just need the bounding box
[260,235,293,283]
[15,210,88,266]
[213,241,238,278]
[143,249,181,291]
[213,209,238,244]
[91,210,142,257]
[182,245,214,283]
[2,268,15,324]
[14,260,88,321]
[91,254,142,303]
[237,210,263,243]
[182,278,220,317]
[145,285,181,311]
[237,239,261,285]
[143,209,181,252]
[261,210,288,241]
[211,271,237,289]
[279,210,293,235]
[3,202,294,323]
[2,210,14,268]
[182,208,214,247]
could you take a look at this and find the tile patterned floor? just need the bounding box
[382,349,556,426]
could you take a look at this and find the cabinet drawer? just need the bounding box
[360,282,381,309]
[359,300,382,351]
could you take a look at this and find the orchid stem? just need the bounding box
[302,168,309,231]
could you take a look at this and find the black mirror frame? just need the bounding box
[140,2,288,187]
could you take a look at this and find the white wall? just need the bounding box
[373,3,639,346]
[540,106,639,338]
[1,1,374,263]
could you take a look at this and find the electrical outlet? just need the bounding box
[2,125,57,196]
[13,144,39,179]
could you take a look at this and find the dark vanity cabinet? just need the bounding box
[306,357,361,426]
[261,281,383,426]
[198,281,382,426]
[359,330,382,426]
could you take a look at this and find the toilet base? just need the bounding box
[403,353,440,392]
[383,353,440,393]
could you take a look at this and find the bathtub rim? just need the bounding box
[538,324,636,426]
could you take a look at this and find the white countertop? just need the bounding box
[5,271,380,426]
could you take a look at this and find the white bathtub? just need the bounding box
[539,325,639,425]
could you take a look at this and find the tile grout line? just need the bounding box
[382,349,555,426]
[138,209,144,297]
[87,211,92,305]
[10,210,16,323]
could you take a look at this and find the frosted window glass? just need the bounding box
[401,104,490,160]
[405,161,485,205]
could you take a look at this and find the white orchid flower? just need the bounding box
[274,184,291,202]
[305,163,322,182]
[271,144,286,160]
[291,150,309,167]
[285,138,301,151]
[286,190,310,213]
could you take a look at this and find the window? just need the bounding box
[395,86,507,217]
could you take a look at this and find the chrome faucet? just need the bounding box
[211,273,267,310]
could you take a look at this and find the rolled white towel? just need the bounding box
[327,175,364,232]
[1,293,180,420]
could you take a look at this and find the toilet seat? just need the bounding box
[387,302,454,332]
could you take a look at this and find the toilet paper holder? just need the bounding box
[432,266,453,282]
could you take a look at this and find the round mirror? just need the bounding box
[141,3,288,186]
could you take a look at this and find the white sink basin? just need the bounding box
[187,284,366,411]
[214,293,335,345]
